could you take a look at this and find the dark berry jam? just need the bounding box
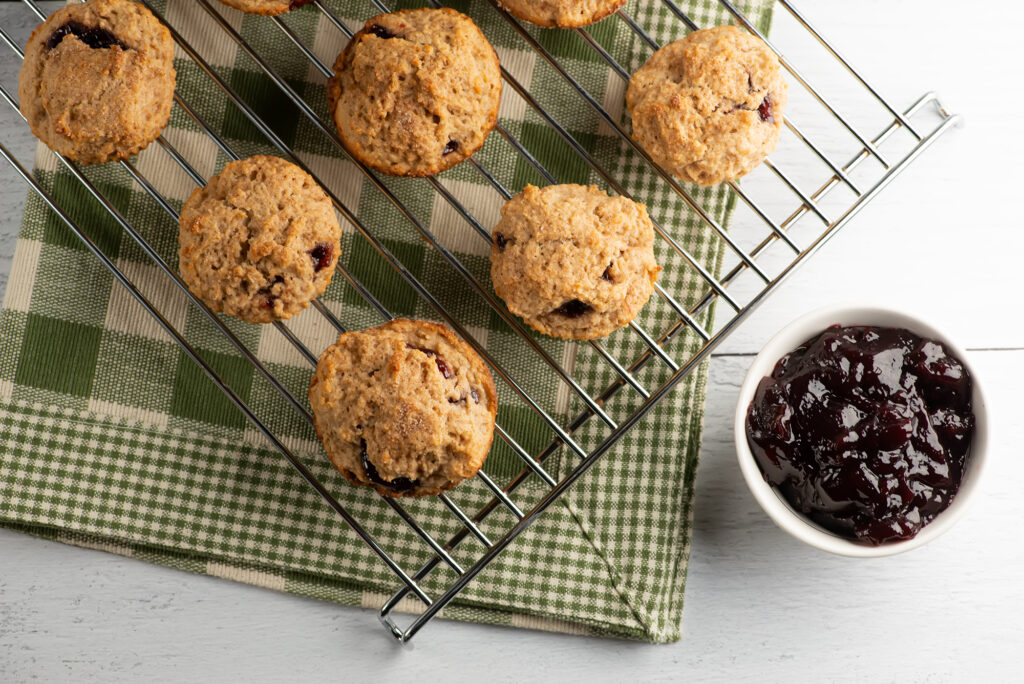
[46,21,126,51]
[442,140,459,156]
[407,345,452,379]
[758,93,775,124]
[361,440,418,493]
[367,24,395,39]
[310,243,333,272]
[494,232,508,251]
[257,275,284,309]
[745,325,974,546]
[552,299,591,318]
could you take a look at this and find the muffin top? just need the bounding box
[18,0,176,165]
[490,184,661,340]
[498,0,627,28]
[216,0,314,16]
[326,8,502,177]
[178,155,341,324]
[310,319,498,498]
[626,25,788,186]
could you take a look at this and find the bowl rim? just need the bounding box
[733,303,989,558]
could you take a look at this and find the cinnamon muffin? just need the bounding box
[499,0,627,28]
[626,25,788,186]
[310,319,498,498]
[490,184,661,340]
[18,0,176,165]
[178,156,341,324]
[326,8,502,177]
[216,0,314,15]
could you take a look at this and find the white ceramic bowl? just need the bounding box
[734,305,989,557]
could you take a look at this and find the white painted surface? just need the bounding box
[0,1,1021,681]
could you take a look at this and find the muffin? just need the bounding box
[326,8,502,177]
[490,184,661,340]
[216,0,313,15]
[310,319,498,498]
[18,0,176,165]
[178,155,341,324]
[498,0,627,28]
[625,25,788,186]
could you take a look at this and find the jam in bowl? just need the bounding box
[734,306,988,557]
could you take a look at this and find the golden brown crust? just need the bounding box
[498,0,627,29]
[309,319,497,498]
[326,8,501,177]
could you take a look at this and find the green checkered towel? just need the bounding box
[0,0,772,641]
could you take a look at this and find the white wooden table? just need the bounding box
[0,2,1020,680]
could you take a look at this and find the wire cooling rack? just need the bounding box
[0,0,959,642]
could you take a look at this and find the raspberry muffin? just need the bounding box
[326,8,501,177]
[490,184,661,340]
[178,156,341,324]
[310,319,498,498]
[216,0,314,15]
[499,0,627,28]
[18,0,176,165]
[626,25,788,186]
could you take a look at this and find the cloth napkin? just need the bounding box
[0,0,772,641]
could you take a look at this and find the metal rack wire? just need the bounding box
[0,0,960,642]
